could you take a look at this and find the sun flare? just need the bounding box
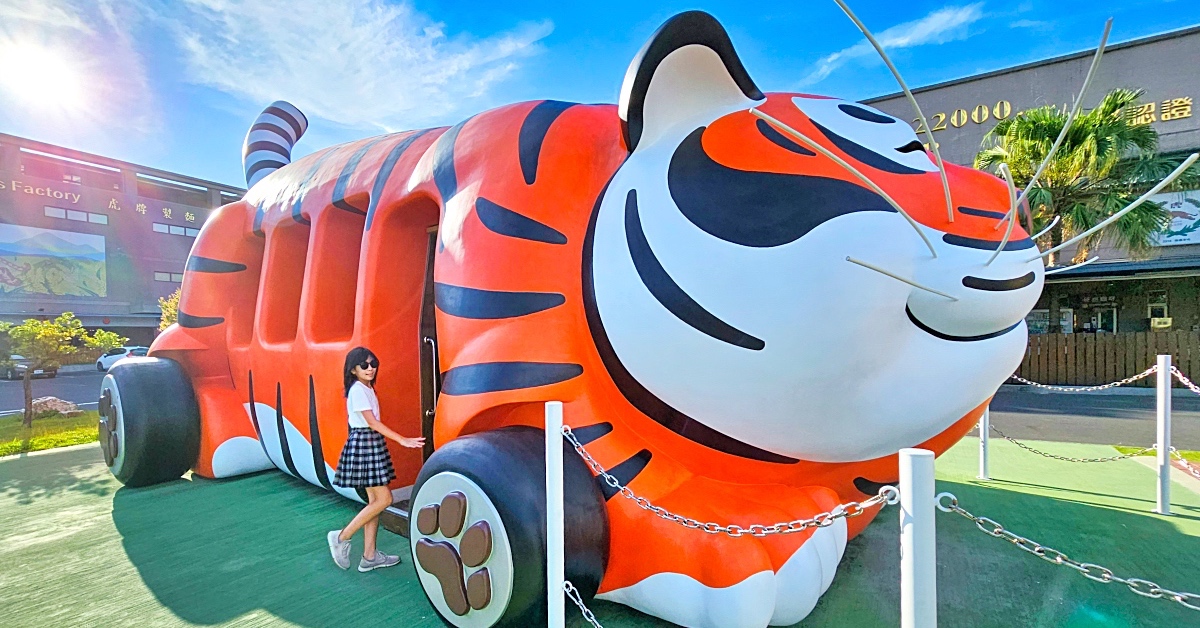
[0,40,89,113]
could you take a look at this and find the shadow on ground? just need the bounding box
[807,479,1200,627]
[110,471,441,627]
[0,446,112,505]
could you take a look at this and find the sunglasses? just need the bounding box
[357,360,378,370]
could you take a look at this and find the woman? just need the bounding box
[327,347,425,571]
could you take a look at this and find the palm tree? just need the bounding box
[976,88,1199,267]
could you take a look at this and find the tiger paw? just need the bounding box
[413,490,500,616]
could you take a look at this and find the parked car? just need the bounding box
[5,355,58,380]
[96,347,149,371]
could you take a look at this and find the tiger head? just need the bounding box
[585,11,1043,463]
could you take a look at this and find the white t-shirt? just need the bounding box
[346,381,380,429]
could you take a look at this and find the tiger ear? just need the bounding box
[619,11,763,153]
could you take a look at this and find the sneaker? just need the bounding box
[327,530,351,570]
[358,551,401,572]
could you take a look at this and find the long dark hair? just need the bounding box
[343,346,379,397]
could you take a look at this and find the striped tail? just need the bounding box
[242,101,308,188]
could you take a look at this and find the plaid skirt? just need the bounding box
[333,428,396,488]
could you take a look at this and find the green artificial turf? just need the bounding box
[0,411,99,457]
[1,438,1197,627]
[1114,445,1200,463]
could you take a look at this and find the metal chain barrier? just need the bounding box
[989,423,1155,463]
[1009,365,1157,392]
[563,425,900,537]
[936,492,1200,612]
[564,581,604,628]
[1171,366,1200,396]
[1170,448,1200,482]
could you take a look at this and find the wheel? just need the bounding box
[97,361,105,372]
[98,357,200,487]
[47,370,56,379]
[5,369,14,380]
[410,426,609,627]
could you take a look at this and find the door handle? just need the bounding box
[423,336,439,416]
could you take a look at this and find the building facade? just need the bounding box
[867,26,1200,336]
[0,134,244,345]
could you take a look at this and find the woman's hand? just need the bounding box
[396,436,426,449]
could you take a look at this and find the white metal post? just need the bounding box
[978,407,990,480]
[900,448,937,628]
[545,401,566,628]
[1155,355,1172,516]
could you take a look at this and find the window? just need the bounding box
[63,173,82,185]
[44,206,66,219]
[185,228,200,237]
[136,173,208,207]
[153,223,169,233]
[169,225,185,235]
[1148,290,1168,319]
[67,210,87,222]
[105,348,126,356]
[152,222,197,238]
[172,273,184,282]
[258,222,310,344]
[87,213,108,225]
[154,272,171,282]
[306,208,365,342]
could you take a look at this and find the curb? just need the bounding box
[0,441,100,463]
[999,384,1197,398]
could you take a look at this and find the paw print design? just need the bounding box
[414,491,496,616]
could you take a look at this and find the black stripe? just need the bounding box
[263,106,305,141]
[186,255,246,273]
[962,272,1036,292]
[958,206,1008,220]
[249,122,293,142]
[942,233,1035,251]
[292,150,340,225]
[248,371,265,448]
[332,137,390,215]
[583,176,799,465]
[253,201,267,237]
[246,159,288,181]
[519,101,576,184]
[366,129,435,230]
[571,423,613,445]
[308,376,332,489]
[434,119,470,201]
[625,189,764,350]
[853,476,895,497]
[276,383,300,478]
[440,362,583,396]
[475,197,567,244]
[434,283,564,319]
[244,140,291,160]
[810,121,925,175]
[906,305,1020,342]
[756,119,815,156]
[599,450,652,500]
[178,312,224,328]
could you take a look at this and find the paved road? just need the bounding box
[0,370,104,415]
[990,386,1200,450]
[4,372,1199,449]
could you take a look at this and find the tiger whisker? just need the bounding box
[997,18,1112,230]
[750,108,938,258]
[986,163,1018,266]
[846,257,957,301]
[1045,256,1099,275]
[832,0,954,224]
[1027,153,1199,262]
[1030,215,1060,241]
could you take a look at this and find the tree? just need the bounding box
[976,88,1200,331]
[977,88,1200,263]
[7,313,127,427]
[159,288,181,331]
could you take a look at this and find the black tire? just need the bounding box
[97,362,105,372]
[47,370,56,379]
[410,426,609,627]
[5,369,13,380]
[98,357,200,487]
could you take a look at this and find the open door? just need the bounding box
[418,226,440,461]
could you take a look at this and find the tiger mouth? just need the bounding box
[905,305,1020,342]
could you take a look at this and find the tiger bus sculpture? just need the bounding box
[97,11,1044,628]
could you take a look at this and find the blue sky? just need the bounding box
[1,0,1198,188]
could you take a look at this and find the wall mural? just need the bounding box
[0,223,106,297]
[99,10,1044,628]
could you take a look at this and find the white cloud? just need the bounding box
[162,0,553,131]
[0,0,159,135]
[1009,19,1052,29]
[799,3,986,87]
